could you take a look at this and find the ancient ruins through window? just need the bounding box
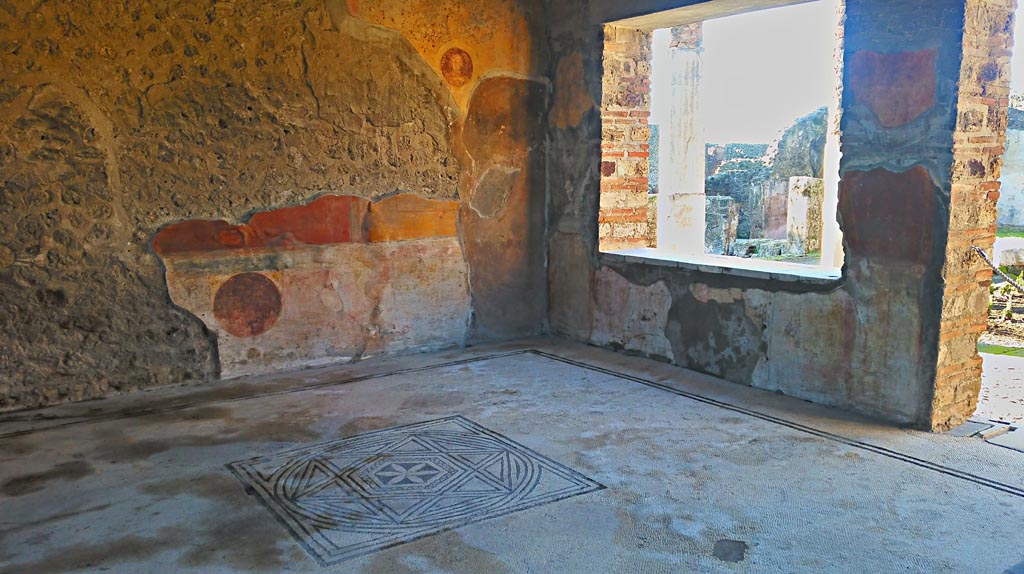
[599,0,844,277]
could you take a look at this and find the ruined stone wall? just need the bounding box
[598,26,652,252]
[547,0,994,430]
[0,0,549,411]
[934,0,1015,429]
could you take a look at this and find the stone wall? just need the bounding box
[786,177,825,254]
[546,0,1001,430]
[0,0,549,411]
[705,196,739,255]
[599,26,652,252]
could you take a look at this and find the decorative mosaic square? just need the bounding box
[227,416,604,566]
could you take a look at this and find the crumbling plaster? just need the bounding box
[545,0,1011,430]
[0,0,550,410]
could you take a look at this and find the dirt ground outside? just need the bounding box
[978,277,1024,423]
[983,281,1024,348]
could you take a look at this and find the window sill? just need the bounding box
[600,247,842,286]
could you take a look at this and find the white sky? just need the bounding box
[651,0,840,144]
[1014,12,1024,94]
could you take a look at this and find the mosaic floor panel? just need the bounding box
[228,416,604,565]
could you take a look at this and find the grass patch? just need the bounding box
[997,228,1024,239]
[978,343,1024,357]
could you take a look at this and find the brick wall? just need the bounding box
[599,25,653,252]
[933,0,1016,429]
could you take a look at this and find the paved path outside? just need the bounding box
[979,351,1024,423]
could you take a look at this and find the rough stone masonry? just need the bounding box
[0,0,549,410]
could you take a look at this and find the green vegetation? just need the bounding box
[997,228,1024,238]
[716,158,767,172]
[978,343,1024,357]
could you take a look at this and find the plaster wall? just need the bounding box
[546,0,1006,429]
[0,0,550,410]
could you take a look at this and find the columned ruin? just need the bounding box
[819,0,847,269]
[656,23,707,255]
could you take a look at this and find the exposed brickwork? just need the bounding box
[669,23,703,50]
[933,0,1017,430]
[599,26,653,252]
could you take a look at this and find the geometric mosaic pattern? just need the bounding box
[227,416,604,566]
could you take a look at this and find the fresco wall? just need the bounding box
[0,0,548,410]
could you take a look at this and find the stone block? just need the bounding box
[945,420,994,437]
[705,196,738,255]
[995,237,1024,267]
[729,239,791,258]
[786,176,825,255]
[765,181,790,240]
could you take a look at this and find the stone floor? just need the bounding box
[2,339,1024,573]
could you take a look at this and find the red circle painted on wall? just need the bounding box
[440,48,474,87]
[213,273,283,338]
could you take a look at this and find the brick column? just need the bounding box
[932,0,1015,429]
[599,25,653,252]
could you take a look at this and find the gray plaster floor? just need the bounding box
[3,339,1024,573]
